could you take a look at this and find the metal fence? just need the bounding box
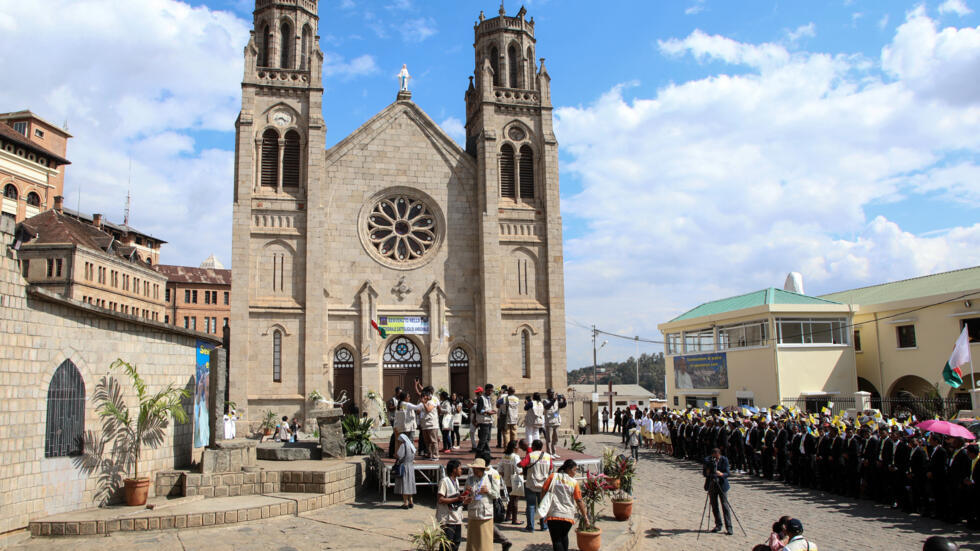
[876,396,969,420]
[780,396,855,418]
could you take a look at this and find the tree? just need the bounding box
[567,352,666,398]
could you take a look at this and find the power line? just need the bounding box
[567,290,980,348]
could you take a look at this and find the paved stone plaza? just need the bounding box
[5,434,978,550]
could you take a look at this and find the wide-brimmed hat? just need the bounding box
[468,458,487,469]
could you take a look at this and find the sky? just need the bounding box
[1,0,978,371]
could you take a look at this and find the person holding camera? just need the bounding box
[542,389,567,457]
[704,447,733,536]
[437,460,465,551]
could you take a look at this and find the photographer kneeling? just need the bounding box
[703,447,733,536]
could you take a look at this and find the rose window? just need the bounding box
[366,195,437,262]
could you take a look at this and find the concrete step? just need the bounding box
[256,441,321,461]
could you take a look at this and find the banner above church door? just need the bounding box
[378,315,430,335]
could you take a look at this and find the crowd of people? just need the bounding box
[610,404,980,531]
[386,380,580,551]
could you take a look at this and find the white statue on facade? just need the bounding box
[398,64,411,91]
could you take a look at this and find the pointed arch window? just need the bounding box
[45,359,85,457]
[260,24,272,67]
[519,145,535,200]
[508,45,520,88]
[260,129,279,189]
[272,330,282,382]
[521,330,530,378]
[280,21,292,69]
[490,46,500,87]
[527,47,535,90]
[301,25,312,70]
[282,130,301,188]
[500,144,516,199]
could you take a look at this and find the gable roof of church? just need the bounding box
[323,98,475,175]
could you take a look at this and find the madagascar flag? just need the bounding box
[371,319,387,339]
[942,326,971,388]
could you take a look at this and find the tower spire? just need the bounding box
[499,1,505,16]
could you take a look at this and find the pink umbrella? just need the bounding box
[915,420,976,440]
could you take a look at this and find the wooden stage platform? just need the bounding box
[370,442,600,502]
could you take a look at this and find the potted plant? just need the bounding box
[410,517,452,551]
[342,414,378,455]
[576,471,609,551]
[261,409,278,436]
[93,359,190,506]
[601,447,621,489]
[609,454,636,521]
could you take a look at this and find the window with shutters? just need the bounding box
[499,144,516,198]
[273,330,282,382]
[259,24,272,67]
[282,130,301,188]
[280,21,292,69]
[301,25,312,70]
[45,360,85,457]
[489,46,500,86]
[261,129,279,189]
[508,44,520,88]
[519,145,534,200]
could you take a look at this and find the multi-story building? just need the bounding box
[16,197,168,320]
[61,207,165,265]
[230,1,567,424]
[0,110,72,223]
[154,255,232,336]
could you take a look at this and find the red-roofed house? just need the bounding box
[0,110,72,223]
[153,255,231,335]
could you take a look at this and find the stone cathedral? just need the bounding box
[229,0,567,423]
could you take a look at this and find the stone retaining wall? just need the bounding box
[155,464,359,499]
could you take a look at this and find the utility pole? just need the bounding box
[592,325,598,394]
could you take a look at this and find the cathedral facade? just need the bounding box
[229,0,567,423]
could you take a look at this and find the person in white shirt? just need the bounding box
[419,386,441,460]
[781,518,818,550]
[436,460,464,551]
[524,393,545,444]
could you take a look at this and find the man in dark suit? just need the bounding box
[926,434,948,518]
[703,447,733,536]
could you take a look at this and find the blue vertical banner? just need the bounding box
[194,340,215,448]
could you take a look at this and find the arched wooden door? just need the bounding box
[383,336,423,400]
[332,346,356,414]
[449,347,470,398]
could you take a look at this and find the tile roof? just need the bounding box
[819,265,980,306]
[0,122,70,165]
[61,207,166,243]
[153,264,231,285]
[18,209,145,264]
[669,287,842,323]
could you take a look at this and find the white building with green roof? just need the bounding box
[818,266,980,409]
[659,266,980,411]
[659,287,857,409]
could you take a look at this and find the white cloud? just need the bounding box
[685,4,705,16]
[323,53,379,79]
[786,22,817,42]
[939,0,973,16]
[439,117,465,145]
[878,14,891,30]
[400,17,437,43]
[556,10,980,368]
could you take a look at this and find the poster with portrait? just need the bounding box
[194,340,215,448]
[673,352,728,390]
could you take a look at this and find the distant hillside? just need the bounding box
[567,352,666,398]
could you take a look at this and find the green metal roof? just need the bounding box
[669,288,842,323]
[819,265,980,306]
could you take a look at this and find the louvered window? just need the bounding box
[261,129,279,188]
[527,47,535,90]
[45,360,85,457]
[273,330,282,382]
[282,131,301,188]
[260,24,271,67]
[500,144,516,199]
[519,145,534,199]
[280,22,292,69]
[508,45,520,88]
[490,47,500,86]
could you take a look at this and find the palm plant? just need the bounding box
[342,414,377,455]
[94,359,191,481]
[564,434,586,453]
[410,517,452,551]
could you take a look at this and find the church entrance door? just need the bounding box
[332,346,356,414]
[383,336,423,401]
[449,347,470,398]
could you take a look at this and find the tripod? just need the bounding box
[696,475,747,540]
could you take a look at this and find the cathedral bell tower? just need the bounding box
[230,0,326,423]
[466,5,567,391]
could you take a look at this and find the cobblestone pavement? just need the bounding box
[4,433,977,550]
[578,433,979,551]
